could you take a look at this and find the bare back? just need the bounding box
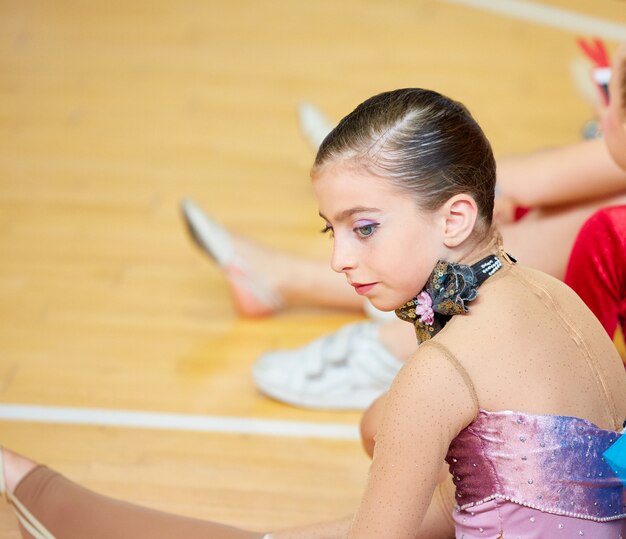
[437,258,626,431]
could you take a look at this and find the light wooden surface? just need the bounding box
[0,0,623,535]
[0,422,369,537]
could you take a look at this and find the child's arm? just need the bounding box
[496,137,626,209]
[347,344,477,538]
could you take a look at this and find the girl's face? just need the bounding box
[313,162,445,311]
[603,44,626,171]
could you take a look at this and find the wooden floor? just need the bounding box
[0,0,624,535]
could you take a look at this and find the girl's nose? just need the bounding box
[330,238,357,273]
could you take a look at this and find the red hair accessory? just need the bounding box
[577,37,612,106]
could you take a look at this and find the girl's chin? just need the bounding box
[368,296,408,312]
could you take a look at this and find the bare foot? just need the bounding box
[226,234,287,316]
[229,234,364,314]
[181,199,285,317]
[182,198,365,315]
[3,448,37,494]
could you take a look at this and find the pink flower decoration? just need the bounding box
[414,291,435,325]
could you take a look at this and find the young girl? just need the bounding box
[2,85,626,538]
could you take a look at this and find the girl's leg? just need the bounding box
[264,248,362,312]
[500,193,626,280]
[563,205,626,339]
[181,199,363,315]
[230,234,363,312]
[4,449,264,539]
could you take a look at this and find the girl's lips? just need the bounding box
[353,282,377,295]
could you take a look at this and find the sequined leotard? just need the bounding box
[447,409,625,538]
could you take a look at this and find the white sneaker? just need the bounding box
[297,102,334,150]
[252,321,403,410]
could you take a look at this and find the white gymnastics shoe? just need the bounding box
[252,321,403,410]
[180,198,283,317]
[297,102,334,150]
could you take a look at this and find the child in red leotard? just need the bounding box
[562,44,626,349]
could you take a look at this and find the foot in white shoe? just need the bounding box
[252,321,403,410]
[297,102,334,150]
[180,198,283,317]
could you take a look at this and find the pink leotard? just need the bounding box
[447,409,626,538]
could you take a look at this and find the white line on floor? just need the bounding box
[0,404,360,440]
[441,0,626,41]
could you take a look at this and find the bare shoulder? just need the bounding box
[390,340,479,430]
[432,264,626,423]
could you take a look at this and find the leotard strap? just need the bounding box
[419,340,479,412]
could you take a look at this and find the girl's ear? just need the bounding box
[440,194,479,248]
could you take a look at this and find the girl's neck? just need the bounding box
[454,227,502,266]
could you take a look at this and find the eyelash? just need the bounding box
[320,223,379,239]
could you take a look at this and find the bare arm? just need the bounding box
[496,137,626,208]
[347,344,477,538]
[269,344,471,539]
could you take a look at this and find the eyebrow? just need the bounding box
[319,206,382,222]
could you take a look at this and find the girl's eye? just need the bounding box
[355,223,377,238]
[321,224,334,238]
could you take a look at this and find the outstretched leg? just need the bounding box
[3,449,264,539]
[3,448,455,539]
[181,199,363,315]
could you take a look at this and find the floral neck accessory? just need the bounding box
[395,254,509,343]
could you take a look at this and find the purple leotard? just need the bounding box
[447,409,626,538]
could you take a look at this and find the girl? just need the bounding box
[3,86,626,538]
